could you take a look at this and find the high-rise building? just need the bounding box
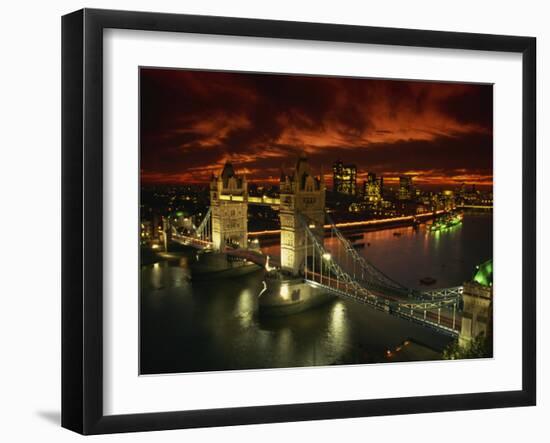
[332,160,357,196]
[398,175,413,200]
[363,172,383,204]
[458,183,466,198]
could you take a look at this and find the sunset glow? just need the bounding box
[140,69,493,188]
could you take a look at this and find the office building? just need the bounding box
[333,160,357,196]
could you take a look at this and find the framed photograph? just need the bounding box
[62,8,536,434]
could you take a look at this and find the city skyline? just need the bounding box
[140,68,493,188]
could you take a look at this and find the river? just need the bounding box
[140,212,492,374]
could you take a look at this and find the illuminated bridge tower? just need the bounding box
[279,154,326,275]
[459,259,493,349]
[210,162,248,251]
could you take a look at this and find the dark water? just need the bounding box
[140,212,492,374]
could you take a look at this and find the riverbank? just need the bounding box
[249,210,444,242]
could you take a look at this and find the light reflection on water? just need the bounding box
[140,213,492,374]
[262,213,490,290]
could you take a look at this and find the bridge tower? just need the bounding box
[459,259,493,348]
[279,154,326,275]
[210,162,248,251]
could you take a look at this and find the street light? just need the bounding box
[322,253,331,260]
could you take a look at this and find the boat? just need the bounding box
[419,277,437,285]
[430,211,464,232]
[393,232,402,237]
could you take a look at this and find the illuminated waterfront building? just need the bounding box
[363,172,383,204]
[140,221,153,246]
[459,260,493,349]
[333,160,357,196]
[441,189,456,211]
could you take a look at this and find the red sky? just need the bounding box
[140,68,493,189]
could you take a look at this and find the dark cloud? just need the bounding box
[140,68,493,187]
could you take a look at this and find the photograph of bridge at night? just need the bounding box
[139,68,494,374]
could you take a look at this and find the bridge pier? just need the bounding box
[259,155,334,316]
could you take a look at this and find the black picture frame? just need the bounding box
[62,8,536,435]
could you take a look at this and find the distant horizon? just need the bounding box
[140,176,493,192]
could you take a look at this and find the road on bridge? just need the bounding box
[306,271,461,333]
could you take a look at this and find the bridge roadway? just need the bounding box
[304,270,460,334]
[171,234,280,267]
[247,210,446,237]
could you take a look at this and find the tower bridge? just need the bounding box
[170,156,473,338]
